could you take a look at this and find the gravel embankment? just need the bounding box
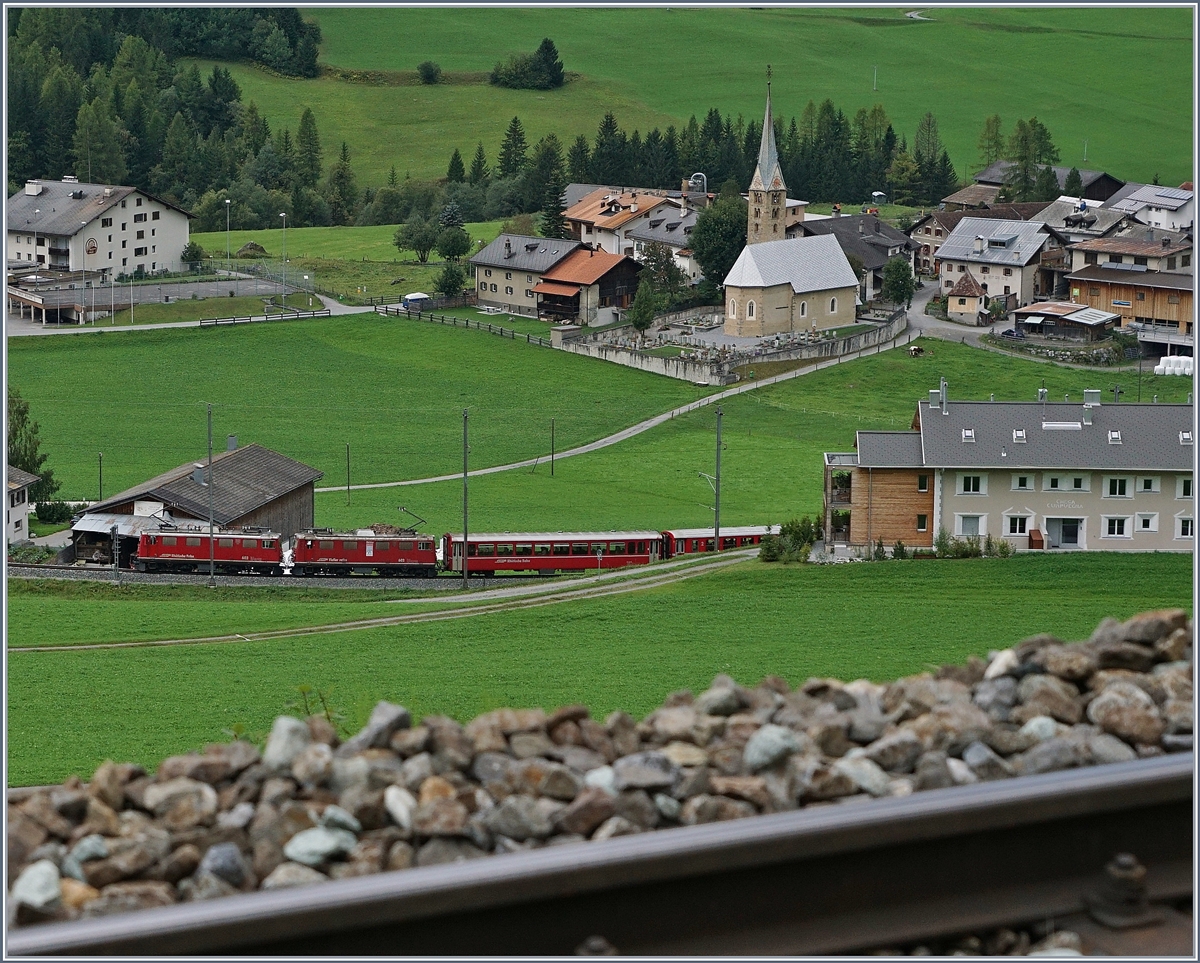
[7,608,1192,943]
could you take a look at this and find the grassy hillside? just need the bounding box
[8,552,1191,784]
[206,6,1195,187]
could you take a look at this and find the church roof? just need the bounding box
[749,84,786,194]
[724,235,857,293]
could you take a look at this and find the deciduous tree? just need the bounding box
[394,216,440,263]
[7,386,59,502]
[690,193,747,294]
[881,256,915,308]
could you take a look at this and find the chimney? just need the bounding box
[1037,388,1048,402]
[504,238,512,259]
[973,236,985,254]
[939,377,948,415]
[1162,237,1171,247]
[1083,389,1101,406]
[858,222,864,235]
[929,388,940,408]
[832,204,841,218]
[226,435,237,452]
[1083,407,1093,425]
[24,181,42,196]
[874,220,881,234]
[191,466,208,487]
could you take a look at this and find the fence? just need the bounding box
[376,305,551,346]
[198,308,331,327]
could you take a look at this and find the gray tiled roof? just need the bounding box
[7,180,189,237]
[7,465,40,490]
[724,235,857,292]
[917,401,1193,471]
[88,444,324,525]
[626,208,699,247]
[1036,199,1128,237]
[937,218,1051,267]
[1121,184,1193,211]
[797,215,917,272]
[973,161,1118,191]
[857,432,925,468]
[470,234,581,274]
[1065,265,1194,291]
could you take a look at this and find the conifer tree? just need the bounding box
[468,142,489,186]
[295,106,322,189]
[497,116,528,178]
[446,147,465,183]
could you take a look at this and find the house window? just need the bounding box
[1012,474,1031,490]
[525,289,533,298]
[1178,517,1194,538]
[916,514,928,532]
[122,240,127,249]
[135,197,142,206]
[981,266,989,274]
[747,300,756,319]
[959,515,981,536]
[728,300,737,318]
[485,269,492,277]
[945,280,953,289]
[1139,476,1160,493]
[152,211,160,220]
[527,275,533,283]
[1135,291,1146,301]
[136,230,144,240]
[935,229,942,237]
[1134,256,1148,266]
[134,247,147,256]
[479,281,486,290]
[958,298,967,306]
[1104,517,1130,537]
[1045,475,1062,490]
[1008,516,1028,535]
[505,286,513,295]
[1108,254,1123,263]
[1176,477,1192,499]
[101,217,112,228]
[1167,256,1177,270]
[1072,476,1089,492]
[133,213,147,223]
[960,474,982,494]
[490,283,498,292]
[917,474,928,492]
[1003,268,1012,276]
[1106,477,1129,497]
[829,297,837,313]
[1137,513,1158,533]
[958,265,965,272]
[1183,254,1191,267]
[505,272,512,280]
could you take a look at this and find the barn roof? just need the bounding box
[86,444,323,526]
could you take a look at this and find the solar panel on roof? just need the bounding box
[1156,187,1192,200]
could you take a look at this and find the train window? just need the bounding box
[533,544,551,555]
[590,542,606,554]
[263,540,274,549]
[342,541,358,550]
[186,537,202,547]
[706,539,715,551]
[319,540,334,550]
[419,541,433,551]
[497,544,513,556]
[375,541,389,552]
[571,542,588,555]
[609,542,625,553]
[242,539,258,549]
[723,538,736,549]
[397,540,412,550]
[515,543,532,555]
[218,538,234,547]
[162,536,176,546]
[467,544,478,557]
[478,543,495,556]
[553,543,569,555]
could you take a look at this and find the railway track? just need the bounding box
[7,754,1191,956]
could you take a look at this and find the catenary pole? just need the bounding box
[463,409,469,589]
[208,403,215,588]
[550,418,555,476]
[714,405,722,551]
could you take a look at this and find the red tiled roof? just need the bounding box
[948,270,986,298]
[541,248,631,285]
[532,281,580,297]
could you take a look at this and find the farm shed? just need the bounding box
[71,443,323,564]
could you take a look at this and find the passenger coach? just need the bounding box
[661,525,776,556]
[442,531,663,575]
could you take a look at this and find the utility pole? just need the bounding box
[550,418,555,477]
[111,524,119,584]
[714,406,722,551]
[462,409,469,589]
[207,403,215,588]
[98,451,103,502]
[346,443,351,505]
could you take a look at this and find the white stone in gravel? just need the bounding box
[1018,716,1062,742]
[583,766,618,796]
[946,758,978,785]
[11,859,61,909]
[261,862,328,890]
[743,724,800,772]
[282,827,358,866]
[1088,733,1138,765]
[653,793,682,820]
[888,777,914,798]
[69,834,108,863]
[217,801,256,830]
[330,755,370,792]
[383,786,418,830]
[319,804,362,834]
[142,777,218,817]
[984,649,1019,680]
[262,716,312,770]
[832,756,891,797]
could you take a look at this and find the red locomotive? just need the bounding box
[290,528,438,577]
[441,531,663,576]
[134,527,283,574]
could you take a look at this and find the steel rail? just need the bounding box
[7,753,1191,957]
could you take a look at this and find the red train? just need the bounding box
[133,525,776,577]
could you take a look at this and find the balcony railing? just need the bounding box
[829,489,851,505]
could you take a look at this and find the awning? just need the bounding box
[533,281,581,297]
[1022,316,1046,326]
[71,512,175,537]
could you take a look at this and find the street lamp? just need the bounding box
[280,212,287,310]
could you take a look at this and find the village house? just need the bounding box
[971,162,1125,204]
[7,177,192,278]
[72,442,323,567]
[907,203,1050,275]
[534,247,642,325]
[469,234,582,316]
[1104,184,1194,232]
[1034,197,1129,245]
[626,205,704,284]
[7,466,40,544]
[945,270,989,324]
[823,383,1194,553]
[1011,302,1121,341]
[936,217,1064,307]
[562,188,678,257]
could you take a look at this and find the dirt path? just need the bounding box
[8,551,756,654]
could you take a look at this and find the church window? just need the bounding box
[773,224,778,233]
[754,208,761,218]
[747,301,756,319]
[829,297,837,314]
[728,299,736,318]
[799,301,807,318]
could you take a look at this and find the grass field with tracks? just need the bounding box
[8,552,1191,785]
[199,7,1192,187]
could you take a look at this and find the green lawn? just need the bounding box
[8,552,1190,785]
[196,7,1196,186]
[7,314,712,502]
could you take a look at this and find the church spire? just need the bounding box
[749,68,785,193]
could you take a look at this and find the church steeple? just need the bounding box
[747,68,787,246]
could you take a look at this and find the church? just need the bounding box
[723,83,859,338]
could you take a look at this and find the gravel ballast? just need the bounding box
[7,608,1192,941]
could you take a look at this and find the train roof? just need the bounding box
[153,526,281,537]
[445,531,663,542]
[663,525,777,538]
[295,529,430,538]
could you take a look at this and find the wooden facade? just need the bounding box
[847,468,935,548]
[1068,274,1194,332]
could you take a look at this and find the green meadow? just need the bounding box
[8,552,1191,785]
[201,7,1192,187]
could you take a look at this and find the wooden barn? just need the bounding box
[71,442,323,566]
